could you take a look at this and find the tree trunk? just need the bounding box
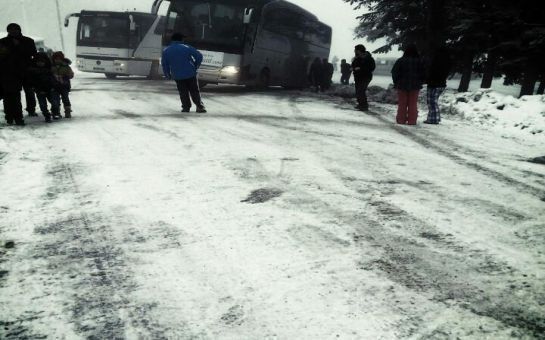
[426,0,446,55]
[480,51,497,89]
[458,51,474,92]
[519,62,538,97]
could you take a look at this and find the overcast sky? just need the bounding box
[0,0,400,59]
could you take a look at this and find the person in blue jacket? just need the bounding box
[162,33,206,113]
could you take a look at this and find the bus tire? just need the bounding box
[147,61,161,80]
[105,73,117,79]
[257,69,270,88]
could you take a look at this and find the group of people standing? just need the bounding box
[308,58,335,92]
[391,44,451,125]
[337,43,452,125]
[0,23,74,126]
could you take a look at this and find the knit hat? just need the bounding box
[52,51,65,60]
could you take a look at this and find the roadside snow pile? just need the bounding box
[328,84,398,104]
[441,89,545,138]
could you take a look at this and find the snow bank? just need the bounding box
[325,84,545,141]
[440,89,545,139]
[326,84,398,104]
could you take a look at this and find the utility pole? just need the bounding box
[20,0,29,29]
[55,0,66,51]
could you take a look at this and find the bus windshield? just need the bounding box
[167,1,247,53]
[78,15,130,48]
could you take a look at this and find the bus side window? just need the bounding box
[167,11,178,31]
[81,24,91,40]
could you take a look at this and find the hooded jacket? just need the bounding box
[51,56,74,91]
[27,52,54,92]
[351,52,375,81]
[391,56,426,91]
[161,41,203,80]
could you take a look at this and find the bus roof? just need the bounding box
[79,10,157,17]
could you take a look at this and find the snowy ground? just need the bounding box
[1,74,544,339]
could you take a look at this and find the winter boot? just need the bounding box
[26,108,38,117]
[44,112,52,123]
[64,106,72,118]
[196,106,207,113]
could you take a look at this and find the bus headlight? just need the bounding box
[221,66,239,74]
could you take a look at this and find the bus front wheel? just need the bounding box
[105,73,117,79]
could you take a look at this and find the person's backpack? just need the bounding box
[368,54,376,72]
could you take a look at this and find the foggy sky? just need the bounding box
[0,0,400,60]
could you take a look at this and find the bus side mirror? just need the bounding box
[64,13,80,27]
[243,8,254,24]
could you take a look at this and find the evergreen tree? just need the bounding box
[344,0,545,96]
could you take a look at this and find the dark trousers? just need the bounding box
[175,77,204,110]
[51,88,71,115]
[2,89,23,123]
[36,90,52,117]
[355,77,372,109]
[340,73,351,85]
[23,82,36,113]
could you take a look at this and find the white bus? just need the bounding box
[65,11,165,79]
[153,0,331,87]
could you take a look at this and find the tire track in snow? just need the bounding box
[327,165,545,338]
[24,159,174,338]
[229,147,545,337]
[366,106,545,199]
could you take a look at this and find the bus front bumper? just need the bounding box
[76,58,129,74]
[197,66,241,85]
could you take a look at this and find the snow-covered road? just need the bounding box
[1,75,544,339]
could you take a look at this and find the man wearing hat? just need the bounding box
[0,23,37,125]
[161,32,206,113]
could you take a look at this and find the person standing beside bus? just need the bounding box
[340,59,351,85]
[308,58,323,92]
[322,58,334,91]
[162,33,206,113]
[351,44,375,111]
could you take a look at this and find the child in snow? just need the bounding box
[51,51,74,119]
[27,52,54,123]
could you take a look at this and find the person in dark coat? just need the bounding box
[391,44,425,125]
[162,33,206,113]
[340,59,352,85]
[351,44,375,111]
[424,46,452,124]
[321,58,334,91]
[27,52,54,122]
[0,23,37,126]
[308,57,323,92]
